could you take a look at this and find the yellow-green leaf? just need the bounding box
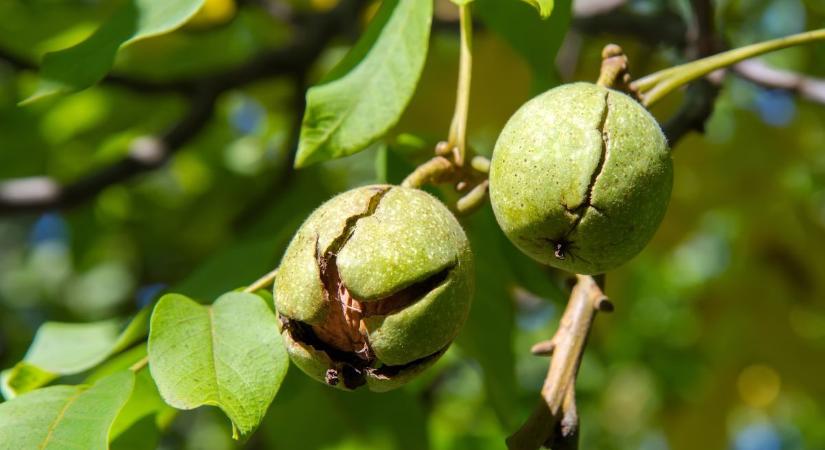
[521,0,554,18]
[0,371,135,450]
[1,308,150,399]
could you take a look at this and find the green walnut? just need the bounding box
[489,82,672,274]
[274,185,473,391]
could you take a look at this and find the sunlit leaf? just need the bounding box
[0,363,55,401]
[22,0,205,104]
[110,415,161,450]
[1,308,150,399]
[294,0,432,168]
[83,346,175,448]
[109,369,171,447]
[148,292,288,439]
[457,206,521,428]
[0,371,135,450]
[520,0,554,18]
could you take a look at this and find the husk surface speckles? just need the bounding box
[274,185,473,390]
[489,82,672,274]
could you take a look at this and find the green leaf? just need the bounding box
[110,416,160,450]
[0,371,135,450]
[294,0,433,168]
[456,206,521,429]
[22,0,205,104]
[260,371,429,450]
[520,0,554,18]
[475,0,571,92]
[109,369,172,443]
[148,292,288,439]
[84,345,176,443]
[1,308,150,399]
[0,364,55,401]
[85,345,150,384]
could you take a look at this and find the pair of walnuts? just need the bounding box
[274,83,672,390]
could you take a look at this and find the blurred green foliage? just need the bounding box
[1,0,825,449]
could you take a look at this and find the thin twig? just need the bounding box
[506,275,608,450]
[243,267,279,293]
[733,59,825,104]
[455,179,488,214]
[573,7,687,50]
[662,79,719,143]
[0,88,217,214]
[660,0,721,144]
[129,355,149,372]
[401,156,455,189]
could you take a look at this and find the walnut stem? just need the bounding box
[506,275,609,450]
[446,3,473,167]
[401,156,455,189]
[633,28,825,107]
[130,355,149,373]
[401,4,489,214]
[243,267,280,293]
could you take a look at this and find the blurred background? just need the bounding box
[1,0,825,449]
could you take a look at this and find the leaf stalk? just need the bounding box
[634,28,825,106]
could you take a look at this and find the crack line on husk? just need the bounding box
[281,313,450,387]
[315,186,391,364]
[564,91,611,234]
[296,186,456,389]
[550,91,611,262]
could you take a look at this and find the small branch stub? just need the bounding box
[596,44,637,99]
[530,340,556,357]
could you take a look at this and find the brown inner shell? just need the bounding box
[282,186,453,389]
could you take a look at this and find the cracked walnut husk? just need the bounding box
[274,185,474,391]
[489,82,672,274]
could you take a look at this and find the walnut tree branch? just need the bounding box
[0,0,366,216]
[661,0,720,144]
[572,5,687,49]
[633,29,825,107]
[733,59,825,104]
[506,275,611,450]
[0,1,349,95]
[0,88,216,214]
[0,46,188,94]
